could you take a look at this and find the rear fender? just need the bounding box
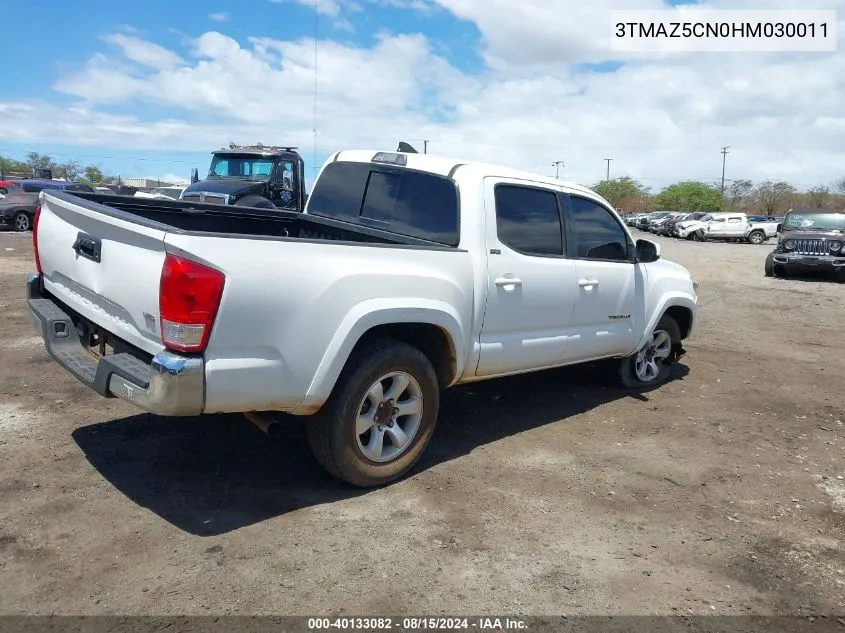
[293,298,465,415]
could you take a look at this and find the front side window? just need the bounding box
[568,195,629,261]
[494,184,563,256]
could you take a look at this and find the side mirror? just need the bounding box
[190,168,199,184]
[776,223,782,232]
[636,239,660,263]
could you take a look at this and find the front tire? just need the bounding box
[617,315,681,389]
[764,252,777,277]
[693,230,706,242]
[306,338,440,487]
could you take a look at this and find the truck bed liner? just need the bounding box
[64,191,452,249]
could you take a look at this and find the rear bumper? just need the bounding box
[772,253,845,270]
[27,274,204,416]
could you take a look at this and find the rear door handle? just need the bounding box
[495,276,522,288]
[578,278,599,288]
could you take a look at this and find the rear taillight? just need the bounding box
[159,253,225,353]
[33,204,42,274]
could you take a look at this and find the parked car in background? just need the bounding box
[17,180,95,194]
[0,181,23,195]
[673,213,711,239]
[102,184,139,196]
[657,212,688,236]
[765,208,845,280]
[0,191,39,232]
[646,212,673,232]
[675,212,777,244]
[135,186,186,201]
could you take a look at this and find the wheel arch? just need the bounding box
[292,300,465,415]
[633,295,696,353]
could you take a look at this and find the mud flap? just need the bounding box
[666,344,687,366]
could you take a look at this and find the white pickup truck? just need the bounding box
[26,149,698,486]
[677,212,778,244]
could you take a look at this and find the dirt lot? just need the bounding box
[0,228,843,617]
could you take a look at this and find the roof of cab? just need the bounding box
[331,149,607,202]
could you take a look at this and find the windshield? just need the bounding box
[782,212,845,232]
[208,154,275,181]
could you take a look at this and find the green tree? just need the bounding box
[652,181,724,212]
[25,152,56,173]
[56,159,83,181]
[805,185,831,208]
[0,155,29,177]
[589,176,651,210]
[753,181,796,215]
[726,179,754,211]
[83,165,105,184]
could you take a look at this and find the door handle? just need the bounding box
[72,232,102,263]
[495,276,522,288]
[578,278,599,288]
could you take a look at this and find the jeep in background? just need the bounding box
[765,208,845,281]
[180,143,307,212]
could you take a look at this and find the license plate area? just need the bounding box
[801,257,818,265]
[73,318,115,361]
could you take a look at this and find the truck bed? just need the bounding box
[66,191,447,248]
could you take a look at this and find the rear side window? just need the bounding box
[307,161,459,246]
[494,185,563,256]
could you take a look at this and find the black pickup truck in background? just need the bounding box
[181,143,308,212]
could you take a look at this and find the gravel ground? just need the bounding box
[0,228,843,616]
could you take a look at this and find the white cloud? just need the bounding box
[101,33,184,70]
[157,172,191,184]
[208,12,229,22]
[3,1,845,190]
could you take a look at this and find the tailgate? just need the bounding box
[36,191,168,355]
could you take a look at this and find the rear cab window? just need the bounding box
[306,161,460,246]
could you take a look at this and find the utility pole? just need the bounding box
[604,158,613,181]
[424,140,429,154]
[551,160,565,179]
[720,146,730,193]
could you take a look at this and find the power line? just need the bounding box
[313,0,319,175]
[0,148,828,189]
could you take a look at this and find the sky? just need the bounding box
[0,0,843,192]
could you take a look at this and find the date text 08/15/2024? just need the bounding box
[307,618,528,630]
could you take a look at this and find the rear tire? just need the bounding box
[306,338,440,487]
[617,315,681,389]
[13,211,31,232]
[748,230,766,245]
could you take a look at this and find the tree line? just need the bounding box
[3,151,844,215]
[0,152,115,185]
[591,176,845,216]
